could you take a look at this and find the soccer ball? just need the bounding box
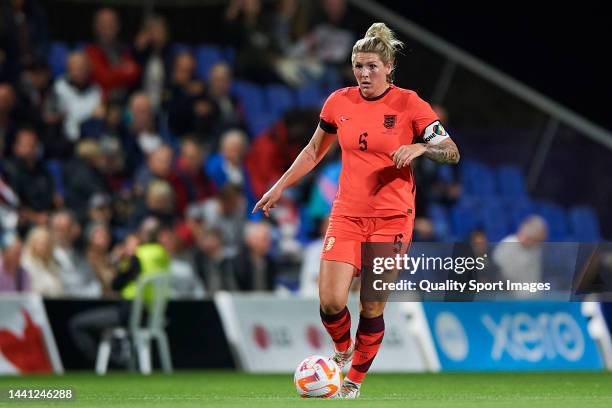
[294,355,342,398]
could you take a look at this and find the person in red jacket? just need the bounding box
[85,8,140,100]
[245,109,315,199]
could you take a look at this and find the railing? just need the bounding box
[349,0,612,188]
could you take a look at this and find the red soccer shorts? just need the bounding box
[321,214,414,274]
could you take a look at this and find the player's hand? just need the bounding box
[252,186,283,218]
[390,144,427,169]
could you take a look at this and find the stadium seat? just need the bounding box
[437,164,455,184]
[266,84,296,117]
[428,203,450,241]
[534,201,568,241]
[473,163,497,197]
[296,81,325,109]
[195,45,225,80]
[232,81,267,112]
[223,47,236,64]
[568,206,601,241]
[481,199,511,241]
[246,112,276,138]
[321,68,343,96]
[46,159,65,198]
[498,165,528,200]
[450,204,480,240]
[508,199,535,232]
[48,42,69,77]
[171,42,192,54]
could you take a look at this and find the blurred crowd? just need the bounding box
[0,0,463,300]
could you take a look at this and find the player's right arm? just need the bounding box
[252,126,336,217]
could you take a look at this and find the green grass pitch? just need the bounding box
[1,371,611,407]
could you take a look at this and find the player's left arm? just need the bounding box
[422,137,460,164]
[391,121,460,168]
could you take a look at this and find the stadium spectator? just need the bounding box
[299,216,328,296]
[133,14,173,112]
[245,108,315,198]
[50,209,101,297]
[158,225,204,299]
[233,221,277,291]
[128,179,176,230]
[175,137,216,203]
[47,52,102,143]
[17,59,51,128]
[61,139,108,223]
[186,183,246,256]
[133,144,189,215]
[193,226,237,293]
[445,229,499,300]
[206,128,249,190]
[412,104,461,216]
[270,0,310,55]
[20,225,63,297]
[87,192,113,227]
[0,83,19,156]
[111,216,170,304]
[122,92,162,172]
[96,136,128,193]
[293,0,355,66]
[3,127,59,230]
[224,0,286,84]
[412,218,437,242]
[0,175,19,246]
[202,63,244,145]
[85,7,140,100]
[306,159,340,220]
[0,238,29,292]
[84,222,115,296]
[0,0,49,81]
[493,215,548,296]
[163,51,207,139]
[79,98,122,140]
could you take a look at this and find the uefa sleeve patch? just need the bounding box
[422,121,450,145]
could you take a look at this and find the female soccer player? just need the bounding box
[253,22,460,398]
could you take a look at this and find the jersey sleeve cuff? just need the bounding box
[319,118,338,134]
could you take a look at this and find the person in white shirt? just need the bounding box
[50,210,101,297]
[49,52,102,142]
[493,215,548,297]
[21,226,63,297]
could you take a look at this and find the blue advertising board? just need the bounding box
[422,302,603,370]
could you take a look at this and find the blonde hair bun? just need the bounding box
[352,22,404,82]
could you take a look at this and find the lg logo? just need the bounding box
[252,324,292,350]
[482,312,585,362]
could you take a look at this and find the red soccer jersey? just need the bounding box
[319,85,439,218]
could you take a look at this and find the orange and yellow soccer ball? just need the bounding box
[294,355,342,398]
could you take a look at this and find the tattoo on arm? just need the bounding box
[424,141,460,164]
[304,145,318,164]
[304,144,318,164]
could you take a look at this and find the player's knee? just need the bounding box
[320,299,346,315]
[361,301,386,318]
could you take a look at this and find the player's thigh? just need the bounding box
[319,259,356,314]
[359,215,414,317]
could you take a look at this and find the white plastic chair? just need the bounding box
[95,273,173,375]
